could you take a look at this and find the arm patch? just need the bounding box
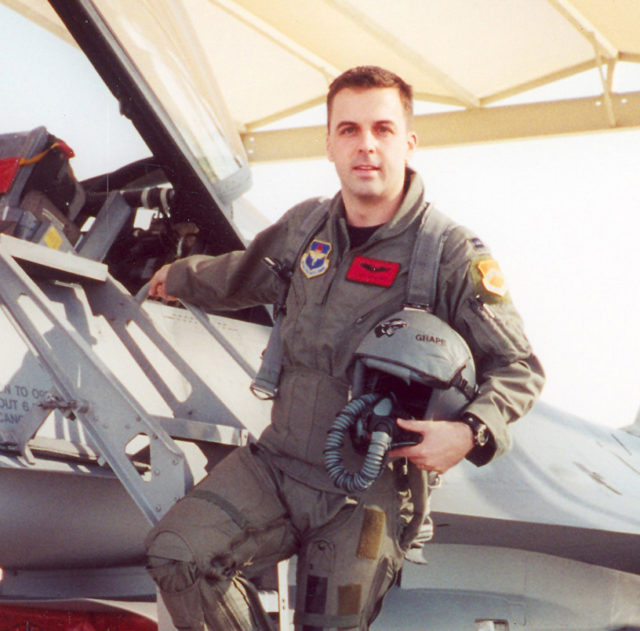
[471,256,509,302]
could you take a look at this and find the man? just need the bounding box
[145,66,545,630]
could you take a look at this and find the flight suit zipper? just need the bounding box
[467,295,529,357]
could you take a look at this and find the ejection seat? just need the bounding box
[0,126,131,261]
[0,126,86,249]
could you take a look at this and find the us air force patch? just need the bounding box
[301,239,332,278]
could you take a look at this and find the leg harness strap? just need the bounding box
[190,490,248,530]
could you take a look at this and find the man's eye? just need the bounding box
[340,126,356,135]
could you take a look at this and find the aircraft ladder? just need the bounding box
[0,233,290,629]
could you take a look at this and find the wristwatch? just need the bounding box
[459,414,490,448]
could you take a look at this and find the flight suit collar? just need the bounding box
[327,168,426,252]
[383,167,426,236]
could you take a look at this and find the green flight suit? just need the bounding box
[146,169,544,630]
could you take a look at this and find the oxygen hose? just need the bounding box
[324,393,395,493]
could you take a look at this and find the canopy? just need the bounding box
[4,0,640,161]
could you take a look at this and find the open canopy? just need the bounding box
[5,0,640,162]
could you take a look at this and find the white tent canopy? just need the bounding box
[4,0,640,161]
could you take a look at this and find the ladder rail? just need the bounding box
[89,276,248,429]
[0,244,190,524]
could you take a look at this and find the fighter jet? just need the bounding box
[0,1,639,630]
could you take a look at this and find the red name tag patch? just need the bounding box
[346,256,400,287]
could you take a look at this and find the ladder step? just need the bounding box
[0,233,108,282]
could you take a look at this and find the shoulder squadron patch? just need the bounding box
[474,257,508,298]
[300,239,332,278]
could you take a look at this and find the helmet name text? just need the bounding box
[415,334,446,345]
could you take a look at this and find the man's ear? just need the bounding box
[406,131,418,161]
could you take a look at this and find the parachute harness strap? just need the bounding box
[405,204,455,312]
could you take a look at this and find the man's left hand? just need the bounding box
[388,419,474,474]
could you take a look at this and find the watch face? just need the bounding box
[475,424,489,447]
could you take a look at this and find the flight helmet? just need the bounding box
[324,308,477,493]
[351,307,477,419]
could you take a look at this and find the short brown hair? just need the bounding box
[327,66,414,127]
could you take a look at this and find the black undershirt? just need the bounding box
[347,224,382,249]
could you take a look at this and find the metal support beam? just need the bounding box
[242,91,640,162]
[546,0,618,60]
[209,0,339,87]
[593,54,616,127]
[322,0,479,108]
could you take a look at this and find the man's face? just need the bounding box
[326,87,417,209]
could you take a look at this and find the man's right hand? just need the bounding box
[148,263,178,301]
[389,418,474,475]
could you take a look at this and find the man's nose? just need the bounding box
[358,129,377,153]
